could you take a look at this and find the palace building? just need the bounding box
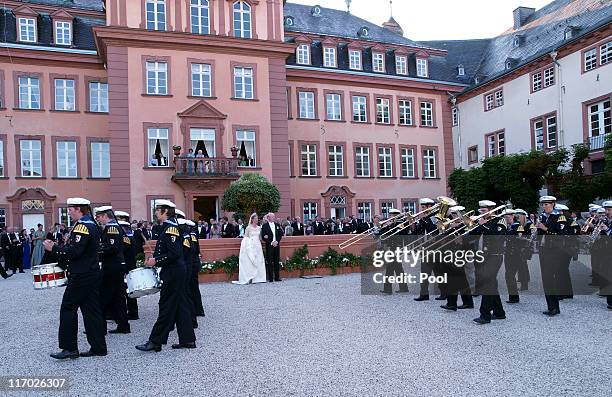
[0,0,470,229]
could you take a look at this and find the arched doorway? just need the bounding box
[321,186,355,220]
[6,188,56,230]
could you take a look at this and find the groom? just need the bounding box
[261,212,284,282]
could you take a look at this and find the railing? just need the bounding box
[173,156,239,178]
[589,133,610,151]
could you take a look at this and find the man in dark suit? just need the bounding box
[261,212,284,282]
[0,227,10,279]
[291,217,305,236]
[349,216,359,233]
[197,221,207,239]
[142,224,152,240]
[1,228,12,275]
[312,216,325,235]
[9,228,24,274]
[220,217,235,238]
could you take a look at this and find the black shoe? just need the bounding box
[268,279,274,283]
[435,295,447,301]
[135,341,162,352]
[457,304,474,309]
[414,296,429,301]
[472,294,480,297]
[607,305,612,310]
[128,315,139,320]
[196,312,205,317]
[274,279,282,282]
[50,350,79,360]
[109,327,131,334]
[380,290,392,295]
[19,270,25,273]
[491,314,506,320]
[397,289,410,293]
[171,342,196,349]
[440,304,457,311]
[543,309,560,316]
[506,299,519,304]
[79,349,107,357]
[519,284,528,291]
[473,317,491,324]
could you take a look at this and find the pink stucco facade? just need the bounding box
[0,0,463,229]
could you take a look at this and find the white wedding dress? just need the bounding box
[232,225,267,284]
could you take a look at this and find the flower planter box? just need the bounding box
[198,272,238,283]
[198,266,362,284]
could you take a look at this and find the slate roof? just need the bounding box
[13,0,104,12]
[421,0,612,90]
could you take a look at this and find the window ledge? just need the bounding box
[141,94,174,98]
[143,166,174,170]
[238,166,261,170]
[397,124,416,128]
[87,177,111,180]
[419,125,438,129]
[354,176,374,179]
[187,96,217,100]
[15,176,46,180]
[422,177,440,180]
[0,176,8,180]
[52,177,82,180]
[400,176,420,180]
[327,175,349,179]
[230,97,259,102]
[350,121,372,125]
[84,111,109,115]
[0,107,7,111]
[375,122,393,126]
[50,109,81,113]
[12,108,45,112]
[298,175,321,179]
[324,119,346,123]
[296,117,320,122]
[376,176,398,179]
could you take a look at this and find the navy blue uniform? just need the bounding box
[100,221,129,331]
[537,211,566,312]
[53,215,107,354]
[190,228,205,316]
[121,227,139,319]
[477,217,507,321]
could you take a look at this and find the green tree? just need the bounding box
[221,173,280,220]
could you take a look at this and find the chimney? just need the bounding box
[513,6,535,29]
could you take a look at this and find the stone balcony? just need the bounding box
[171,156,240,190]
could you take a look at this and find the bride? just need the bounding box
[232,213,267,284]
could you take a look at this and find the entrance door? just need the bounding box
[23,214,45,231]
[193,196,218,222]
[330,207,346,220]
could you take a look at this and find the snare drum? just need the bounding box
[125,267,161,298]
[32,263,68,289]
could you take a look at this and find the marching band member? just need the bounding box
[413,198,443,302]
[178,218,198,328]
[502,209,523,304]
[380,208,409,295]
[45,198,107,359]
[136,200,196,352]
[513,209,532,293]
[189,220,205,317]
[473,200,507,325]
[95,206,130,334]
[555,204,577,300]
[600,201,612,310]
[118,218,139,320]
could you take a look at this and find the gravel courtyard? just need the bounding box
[0,271,610,396]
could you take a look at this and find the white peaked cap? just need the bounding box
[67,197,90,206]
[555,204,569,211]
[539,196,557,203]
[155,199,176,208]
[175,209,186,218]
[479,200,496,207]
[94,205,113,213]
[114,211,130,218]
[419,198,435,205]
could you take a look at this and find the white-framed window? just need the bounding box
[0,140,4,177]
[146,61,168,95]
[56,141,77,178]
[328,145,344,177]
[233,1,252,39]
[468,146,478,164]
[355,146,370,177]
[236,130,256,167]
[190,128,216,156]
[380,202,393,219]
[416,58,428,77]
[18,76,40,109]
[301,144,317,176]
[420,101,433,127]
[299,91,315,119]
[352,95,367,122]
[533,117,557,151]
[376,97,390,124]
[20,139,42,177]
[147,128,169,167]
[303,202,318,221]
[89,82,108,112]
[543,67,555,87]
[18,17,36,43]
[584,48,597,71]
[495,90,504,107]
[146,0,166,31]
[487,134,496,157]
[395,55,407,75]
[191,63,212,97]
[357,202,372,222]
[546,117,557,149]
[423,148,436,178]
[401,147,415,178]
[452,107,459,126]
[349,50,362,70]
[486,131,505,157]
[372,53,385,73]
[233,67,253,99]
[58,207,75,227]
[398,99,412,125]
[534,120,545,151]
[402,201,417,215]
[54,20,72,45]
[378,147,392,177]
[323,47,337,68]
[485,93,494,111]
[54,79,76,111]
[190,0,210,34]
[588,99,611,137]
[296,44,310,65]
[601,42,612,65]
[325,93,341,121]
[91,141,110,178]
[458,65,465,76]
[532,73,542,92]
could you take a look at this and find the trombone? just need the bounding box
[402,209,474,253]
[378,196,457,241]
[337,221,381,249]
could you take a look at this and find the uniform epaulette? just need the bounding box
[183,238,191,248]
[498,219,505,225]
[529,223,536,229]
[570,221,578,227]
[73,224,90,235]
[517,225,525,232]
[166,226,179,236]
[558,215,566,222]
[123,236,131,245]
[191,235,197,242]
[106,226,120,235]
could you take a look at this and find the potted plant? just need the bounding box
[230,145,239,158]
[172,145,182,156]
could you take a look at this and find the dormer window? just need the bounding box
[54,20,72,46]
[18,17,37,43]
[416,58,428,77]
[474,76,480,84]
[146,0,166,31]
[349,49,362,70]
[564,26,579,40]
[233,1,252,39]
[284,16,295,27]
[564,29,572,40]
[323,47,337,68]
[395,55,407,75]
[505,58,517,70]
[372,52,385,73]
[513,35,524,48]
[296,43,310,65]
[457,64,465,76]
[311,5,322,17]
[357,26,369,38]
